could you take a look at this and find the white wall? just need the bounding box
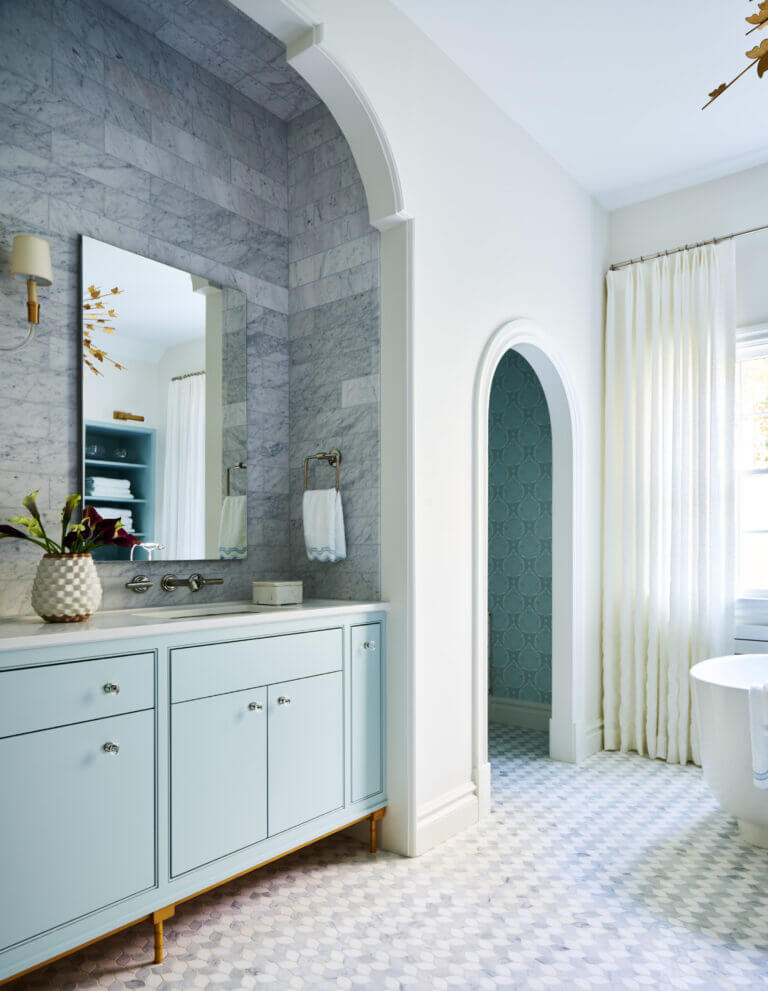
[82,357,164,429]
[610,162,768,327]
[266,0,608,854]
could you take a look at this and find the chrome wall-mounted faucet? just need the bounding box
[161,573,224,593]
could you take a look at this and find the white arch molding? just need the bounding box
[473,320,587,814]
[231,0,416,855]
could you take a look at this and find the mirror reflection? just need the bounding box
[81,237,247,562]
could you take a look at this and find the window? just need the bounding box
[736,326,768,602]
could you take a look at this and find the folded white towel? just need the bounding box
[93,507,133,527]
[218,495,247,560]
[302,489,346,563]
[87,476,131,489]
[748,682,768,790]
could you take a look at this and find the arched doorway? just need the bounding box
[231,0,416,855]
[472,320,585,817]
[488,350,553,738]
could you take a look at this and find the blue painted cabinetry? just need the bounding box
[0,607,387,984]
[171,687,268,877]
[267,672,344,836]
[350,624,383,803]
[0,709,155,952]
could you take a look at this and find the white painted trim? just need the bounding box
[414,781,477,856]
[489,696,551,732]
[232,0,415,856]
[473,319,587,812]
[583,719,604,759]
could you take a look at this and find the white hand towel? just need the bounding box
[302,489,346,562]
[748,682,768,790]
[218,495,247,560]
[87,477,132,489]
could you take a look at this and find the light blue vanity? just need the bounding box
[0,601,387,984]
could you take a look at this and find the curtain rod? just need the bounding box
[171,370,205,381]
[609,222,768,272]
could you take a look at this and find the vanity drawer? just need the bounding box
[0,652,154,739]
[171,628,342,703]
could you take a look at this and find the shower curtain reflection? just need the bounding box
[160,374,206,559]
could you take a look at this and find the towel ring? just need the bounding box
[304,449,341,491]
[226,461,247,496]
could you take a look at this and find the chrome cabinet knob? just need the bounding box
[363,641,376,650]
[103,742,119,755]
[248,701,263,711]
[103,682,120,694]
[277,696,292,705]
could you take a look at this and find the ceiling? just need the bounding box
[82,238,206,363]
[390,0,768,208]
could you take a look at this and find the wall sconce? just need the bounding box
[2,235,53,352]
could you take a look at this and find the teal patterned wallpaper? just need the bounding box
[488,350,552,705]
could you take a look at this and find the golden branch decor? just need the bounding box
[82,284,125,376]
[704,1,768,108]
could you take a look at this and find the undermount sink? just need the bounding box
[134,603,279,621]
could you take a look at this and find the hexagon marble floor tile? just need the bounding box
[9,725,768,991]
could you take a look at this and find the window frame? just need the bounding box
[735,323,768,629]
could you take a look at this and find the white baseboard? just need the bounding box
[583,718,603,758]
[489,695,551,732]
[413,781,478,856]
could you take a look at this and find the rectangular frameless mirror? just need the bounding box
[80,237,247,562]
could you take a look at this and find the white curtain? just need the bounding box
[603,243,736,765]
[161,374,206,560]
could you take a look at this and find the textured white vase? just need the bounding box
[31,554,102,623]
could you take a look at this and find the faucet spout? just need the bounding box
[161,573,225,593]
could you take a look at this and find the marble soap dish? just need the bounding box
[252,581,303,606]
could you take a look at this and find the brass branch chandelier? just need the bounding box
[704,1,768,108]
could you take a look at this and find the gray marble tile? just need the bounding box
[150,116,231,181]
[0,67,105,150]
[104,58,193,132]
[0,32,54,89]
[229,157,287,211]
[0,103,53,159]
[51,133,151,202]
[100,0,170,35]
[289,260,379,314]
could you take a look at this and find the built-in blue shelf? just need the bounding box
[85,458,147,469]
[83,420,156,562]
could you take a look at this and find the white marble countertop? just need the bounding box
[0,599,390,653]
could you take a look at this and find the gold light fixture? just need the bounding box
[3,235,53,351]
[704,1,768,108]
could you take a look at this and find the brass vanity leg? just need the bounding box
[369,807,386,854]
[152,904,175,964]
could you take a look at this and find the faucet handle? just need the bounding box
[189,574,224,588]
[126,575,152,593]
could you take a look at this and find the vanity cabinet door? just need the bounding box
[350,624,383,803]
[0,710,155,952]
[171,688,267,877]
[267,672,343,836]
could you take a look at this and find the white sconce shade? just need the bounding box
[11,235,53,286]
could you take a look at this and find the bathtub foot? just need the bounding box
[737,819,768,848]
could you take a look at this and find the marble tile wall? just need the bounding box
[287,105,381,600]
[0,0,295,613]
[0,0,381,614]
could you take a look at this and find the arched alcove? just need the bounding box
[473,319,586,816]
[232,0,416,855]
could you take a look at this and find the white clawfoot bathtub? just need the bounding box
[691,654,768,847]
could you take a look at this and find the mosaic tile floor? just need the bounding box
[11,725,768,990]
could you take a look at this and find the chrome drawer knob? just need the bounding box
[103,742,119,755]
[363,641,376,650]
[248,701,263,711]
[103,682,120,695]
[277,696,292,705]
